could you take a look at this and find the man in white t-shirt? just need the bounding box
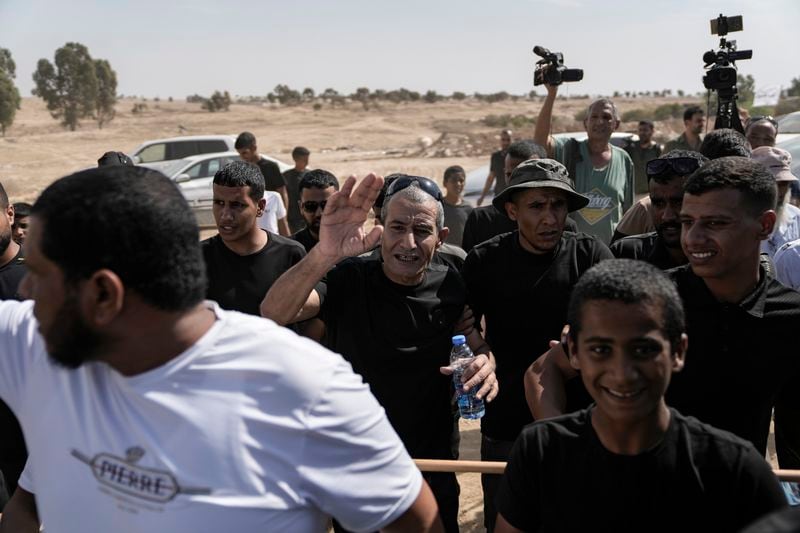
[257,189,289,236]
[0,165,442,532]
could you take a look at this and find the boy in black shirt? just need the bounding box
[235,131,288,209]
[496,260,786,533]
[202,161,305,316]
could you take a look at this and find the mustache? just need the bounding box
[658,221,681,232]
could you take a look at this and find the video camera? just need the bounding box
[533,46,583,86]
[702,14,752,91]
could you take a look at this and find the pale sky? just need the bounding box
[1,0,797,99]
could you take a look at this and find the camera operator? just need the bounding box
[533,83,634,244]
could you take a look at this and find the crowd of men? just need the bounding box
[1,91,800,532]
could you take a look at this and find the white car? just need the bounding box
[777,112,800,144]
[141,151,291,226]
[130,135,238,174]
[463,132,638,206]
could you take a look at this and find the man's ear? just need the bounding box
[4,204,13,225]
[567,335,580,371]
[80,269,125,327]
[756,210,777,240]
[505,202,518,222]
[672,333,688,373]
[612,119,620,132]
[437,227,450,248]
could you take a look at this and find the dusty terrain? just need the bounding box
[1,95,720,531]
[0,95,692,202]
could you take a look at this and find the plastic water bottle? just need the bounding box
[450,335,485,419]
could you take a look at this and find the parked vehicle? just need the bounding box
[141,151,291,226]
[777,112,800,144]
[130,135,237,173]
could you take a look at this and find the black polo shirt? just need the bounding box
[291,226,317,253]
[316,258,465,459]
[609,231,684,270]
[463,231,613,441]
[666,265,800,467]
[0,247,25,301]
[202,232,306,316]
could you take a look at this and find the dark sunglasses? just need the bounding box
[646,157,701,178]
[747,115,778,128]
[301,200,327,213]
[385,176,443,202]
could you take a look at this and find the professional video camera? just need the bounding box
[701,14,752,133]
[533,46,583,86]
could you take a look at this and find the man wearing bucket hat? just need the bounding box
[752,146,800,258]
[461,158,612,532]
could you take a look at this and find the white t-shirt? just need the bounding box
[258,191,286,233]
[774,239,800,291]
[0,301,421,532]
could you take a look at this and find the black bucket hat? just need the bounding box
[492,158,589,213]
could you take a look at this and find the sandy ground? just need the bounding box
[4,95,769,532]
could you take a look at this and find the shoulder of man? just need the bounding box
[518,408,590,446]
[670,408,767,459]
[609,232,656,258]
[267,232,307,256]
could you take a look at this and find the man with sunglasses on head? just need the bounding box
[262,174,499,532]
[610,151,708,270]
[292,169,339,253]
[461,159,612,532]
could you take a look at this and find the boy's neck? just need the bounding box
[590,401,671,455]
[443,192,462,205]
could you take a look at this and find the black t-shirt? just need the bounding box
[497,407,787,533]
[257,157,286,193]
[610,231,684,270]
[663,265,800,467]
[463,231,613,441]
[282,168,306,233]
[490,150,507,196]
[202,232,305,315]
[0,247,25,300]
[291,226,317,253]
[316,258,465,459]
[0,246,27,498]
[461,205,578,253]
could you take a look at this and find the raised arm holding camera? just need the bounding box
[532,50,634,245]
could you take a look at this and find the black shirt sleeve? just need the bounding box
[258,159,287,191]
[495,429,543,532]
[730,443,790,526]
[461,209,479,253]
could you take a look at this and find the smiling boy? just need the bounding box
[495,259,786,533]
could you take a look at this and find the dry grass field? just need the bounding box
[0,95,717,531]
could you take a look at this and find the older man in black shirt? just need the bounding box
[463,159,612,532]
[526,157,800,469]
[262,173,498,532]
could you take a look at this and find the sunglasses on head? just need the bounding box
[301,200,327,213]
[646,157,701,178]
[748,115,778,128]
[385,176,443,202]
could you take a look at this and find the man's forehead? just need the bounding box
[589,102,614,115]
[301,186,335,200]
[681,189,743,215]
[213,184,252,199]
[386,198,437,224]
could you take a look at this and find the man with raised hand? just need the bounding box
[262,174,498,532]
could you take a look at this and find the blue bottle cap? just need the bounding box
[452,335,466,345]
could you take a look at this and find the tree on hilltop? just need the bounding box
[0,47,21,136]
[32,42,101,131]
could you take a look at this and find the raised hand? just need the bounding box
[316,173,385,260]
